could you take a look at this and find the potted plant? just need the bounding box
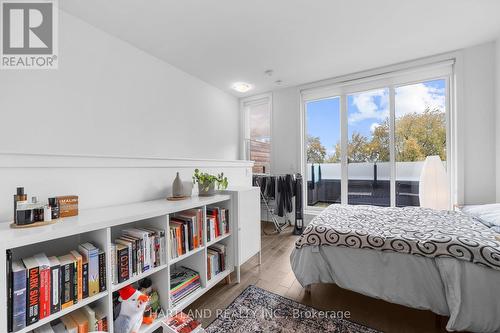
[192,169,228,196]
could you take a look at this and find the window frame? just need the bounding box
[300,61,455,213]
[240,93,273,174]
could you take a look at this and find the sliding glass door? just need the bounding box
[303,64,452,210]
[347,89,390,206]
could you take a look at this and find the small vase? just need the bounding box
[172,172,184,197]
[198,183,215,196]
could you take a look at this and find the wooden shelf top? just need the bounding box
[0,194,231,249]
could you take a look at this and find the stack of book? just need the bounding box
[30,305,107,332]
[206,207,229,242]
[169,209,203,259]
[111,226,167,284]
[207,244,226,280]
[170,266,201,307]
[165,312,204,333]
[6,243,106,332]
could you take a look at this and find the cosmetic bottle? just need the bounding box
[31,197,44,222]
[44,205,52,222]
[49,197,60,220]
[16,202,33,225]
[13,187,28,223]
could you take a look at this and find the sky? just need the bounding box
[306,79,446,155]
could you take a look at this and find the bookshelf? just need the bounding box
[1,191,260,333]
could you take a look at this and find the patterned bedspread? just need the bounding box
[295,205,500,271]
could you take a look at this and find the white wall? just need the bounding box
[270,41,498,205]
[0,10,239,159]
[0,10,249,222]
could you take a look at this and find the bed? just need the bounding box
[290,204,500,333]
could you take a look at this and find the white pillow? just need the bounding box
[461,204,500,229]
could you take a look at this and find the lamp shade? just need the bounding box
[419,155,450,210]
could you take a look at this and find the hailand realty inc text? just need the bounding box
[1,0,58,69]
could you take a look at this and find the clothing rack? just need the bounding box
[253,173,303,235]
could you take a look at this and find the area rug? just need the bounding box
[205,285,382,333]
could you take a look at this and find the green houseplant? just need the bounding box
[192,169,228,196]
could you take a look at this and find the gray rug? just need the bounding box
[206,285,382,333]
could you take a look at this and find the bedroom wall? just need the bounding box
[270,41,498,206]
[0,10,249,222]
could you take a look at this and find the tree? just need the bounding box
[306,135,326,163]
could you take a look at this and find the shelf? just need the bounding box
[169,246,204,265]
[0,194,231,249]
[206,232,231,247]
[112,264,168,291]
[16,291,108,333]
[139,314,166,333]
[207,269,232,289]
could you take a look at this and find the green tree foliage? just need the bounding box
[319,108,446,163]
[306,135,327,163]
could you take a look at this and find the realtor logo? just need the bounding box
[1,0,58,69]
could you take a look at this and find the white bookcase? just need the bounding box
[0,191,259,333]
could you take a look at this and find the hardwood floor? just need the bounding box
[187,223,449,333]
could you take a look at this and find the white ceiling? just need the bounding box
[60,0,500,97]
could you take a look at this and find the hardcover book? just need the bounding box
[116,243,129,283]
[11,260,27,332]
[98,250,106,292]
[22,256,40,325]
[78,243,99,296]
[69,250,83,301]
[48,256,61,314]
[34,253,51,319]
[82,259,89,299]
[58,254,75,310]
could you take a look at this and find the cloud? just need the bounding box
[395,83,445,116]
[348,82,445,123]
[348,89,388,123]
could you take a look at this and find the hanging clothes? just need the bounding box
[277,174,294,217]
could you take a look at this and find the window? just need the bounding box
[302,62,453,210]
[242,95,272,174]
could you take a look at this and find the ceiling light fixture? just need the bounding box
[232,82,253,93]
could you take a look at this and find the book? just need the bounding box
[70,250,83,301]
[78,243,99,296]
[94,307,107,331]
[58,254,75,310]
[166,312,202,333]
[110,243,117,284]
[34,253,51,320]
[81,305,97,331]
[22,256,40,325]
[115,238,133,278]
[7,250,12,333]
[52,321,67,333]
[116,243,129,283]
[48,256,61,314]
[11,260,26,332]
[122,228,151,271]
[120,234,141,274]
[60,314,78,333]
[69,309,89,333]
[98,250,106,292]
[81,258,89,299]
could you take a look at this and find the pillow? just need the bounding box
[461,204,500,229]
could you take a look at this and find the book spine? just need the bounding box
[7,250,13,333]
[61,263,73,309]
[98,251,106,292]
[82,262,89,299]
[26,267,39,325]
[38,267,50,319]
[72,261,78,304]
[110,244,117,285]
[50,265,61,314]
[118,248,129,283]
[12,267,26,332]
[88,249,99,296]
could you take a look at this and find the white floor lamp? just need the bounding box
[419,155,450,210]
